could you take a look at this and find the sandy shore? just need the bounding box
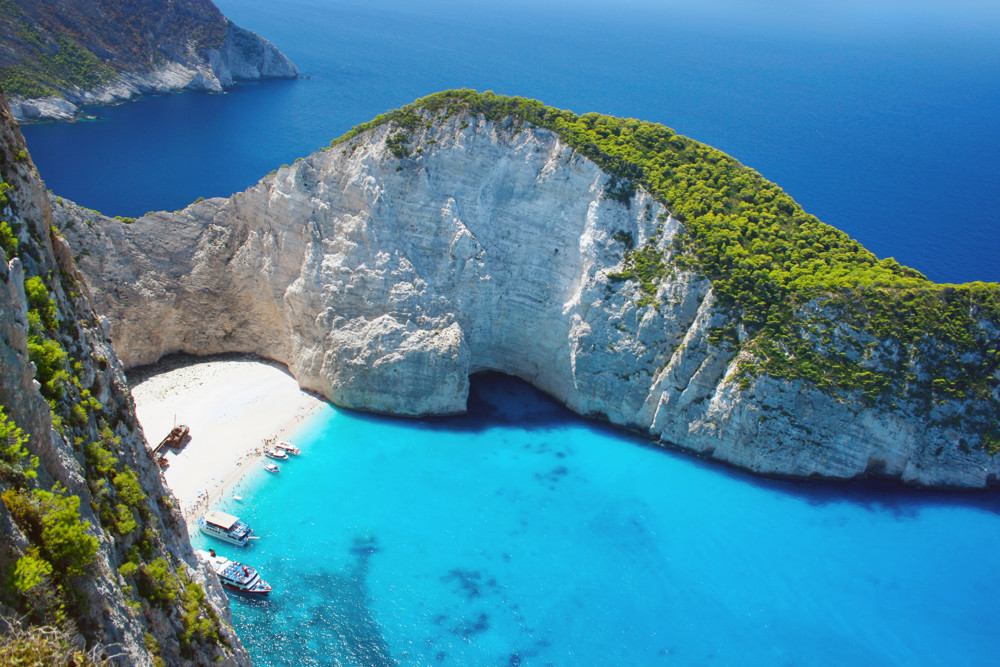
[130,356,325,526]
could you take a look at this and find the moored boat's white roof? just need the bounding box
[203,510,239,529]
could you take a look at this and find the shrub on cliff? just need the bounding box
[0,616,108,666]
[331,90,999,437]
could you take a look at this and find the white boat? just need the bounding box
[264,462,279,473]
[199,550,272,596]
[264,448,288,461]
[198,511,257,547]
[276,441,300,455]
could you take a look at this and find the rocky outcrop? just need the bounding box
[54,107,1000,488]
[0,90,248,664]
[1,0,296,123]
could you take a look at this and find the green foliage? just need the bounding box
[611,230,635,251]
[2,484,98,624]
[127,555,225,652]
[69,403,88,426]
[113,216,136,224]
[85,430,148,533]
[41,37,113,89]
[113,469,145,507]
[3,486,98,579]
[12,548,53,596]
[603,175,636,205]
[331,90,1000,420]
[113,503,137,536]
[1,36,114,98]
[0,65,56,98]
[84,437,117,477]
[26,336,68,400]
[137,558,179,608]
[179,574,222,651]
[24,277,58,330]
[31,488,98,578]
[385,132,410,158]
[0,221,18,258]
[144,632,160,658]
[706,324,740,348]
[608,239,668,304]
[0,405,37,484]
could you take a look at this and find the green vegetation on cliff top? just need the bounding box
[0,0,228,99]
[334,90,999,441]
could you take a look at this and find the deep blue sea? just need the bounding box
[18,0,1000,284]
[15,2,1000,663]
[197,374,1000,666]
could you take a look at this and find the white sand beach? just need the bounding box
[129,357,325,526]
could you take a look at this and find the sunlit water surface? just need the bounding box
[194,374,1000,666]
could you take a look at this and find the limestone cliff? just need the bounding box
[0,0,296,123]
[0,91,248,664]
[55,94,1000,488]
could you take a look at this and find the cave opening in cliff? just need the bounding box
[453,371,574,431]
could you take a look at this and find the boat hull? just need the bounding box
[222,581,271,596]
[199,524,250,547]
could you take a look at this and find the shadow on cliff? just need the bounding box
[126,351,298,386]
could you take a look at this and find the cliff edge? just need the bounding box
[0,0,297,123]
[0,89,248,664]
[55,90,1000,488]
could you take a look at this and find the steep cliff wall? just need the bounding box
[0,91,248,664]
[0,0,296,122]
[55,96,1000,488]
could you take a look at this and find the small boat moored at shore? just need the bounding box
[276,441,300,455]
[264,462,279,473]
[199,550,272,596]
[264,448,288,460]
[198,510,257,547]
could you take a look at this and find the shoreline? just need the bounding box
[129,355,325,530]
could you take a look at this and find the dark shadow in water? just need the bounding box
[349,371,1000,518]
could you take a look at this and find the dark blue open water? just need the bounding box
[15,2,1000,662]
[199,374,1000,666]
[18,0,1000,284]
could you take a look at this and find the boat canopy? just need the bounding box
[204,510,240,529]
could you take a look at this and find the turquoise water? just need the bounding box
[14,2,998,658]
[195,374,1000,666]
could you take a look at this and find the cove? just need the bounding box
[194,373,1000,666]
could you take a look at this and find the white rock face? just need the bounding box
[56,111,1000,487]
[0,91,249,665]
[9,22,296,123]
